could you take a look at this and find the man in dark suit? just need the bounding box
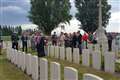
[21,32,28,52]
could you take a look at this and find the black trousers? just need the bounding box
[108,40,112,51]
[52,40,57,46]
[36,45,45,57]
[12,42,18,50]
[22,42,27,52]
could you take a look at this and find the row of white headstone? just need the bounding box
[47,45,115,73]
[6,48,104,80]
[87,43,119,56]
[2,41,31,49]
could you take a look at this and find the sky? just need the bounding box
[0,0,120,32]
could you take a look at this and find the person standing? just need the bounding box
[76,31,82,54]
[31,34,36,50]
[82,33,88,49]
[0,39,3,55]
[51,32,58,46]
[21,32,28,52]
[59,32,65,46]
[64,33,70,47]
[72,32,77,48]
[107,33,113,51]
[35,31,45,57]
[88,32,94,43]
[11,32,19,50]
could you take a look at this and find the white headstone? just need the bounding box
[83,73,103,80]
[47,45,50,56]
[50,62,61,80]
[92,50,101,70]
[31,56,38,80]
[82,49,90,67]
[9,49,13,62]
[54,46,59,59]
[12,49,16,64]
[94,44,100,51]
[50,45,55,57]
[88,44,93,54]
[11,49,14,63]
[112,39,119,57]
[104,52,115,73]
[18,51,21,68]
[64,67,78,80]
[21,52,26,71]
[26,54,32,75]
[16,50,19,66]
[73,48,80,64]
[40,58,48,80]
[60,47,65,60]
[14,50,17,65]
[66,47,72,62]
[19,51,23,69]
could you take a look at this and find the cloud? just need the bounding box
[1,6,27,14]
[106,11,120,32]
[21,24,38,30]
[108,0,120,12]
[110,12,120,22]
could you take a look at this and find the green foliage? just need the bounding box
[28,0,72,35]
[0,25,22,36]
[75,0,111,33]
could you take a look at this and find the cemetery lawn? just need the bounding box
[0,50,32,80]
[27,48,120,80]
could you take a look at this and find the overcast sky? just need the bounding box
[0,0,120,32]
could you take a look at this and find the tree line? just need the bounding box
[0,25,22,36]
[28,0,111,35]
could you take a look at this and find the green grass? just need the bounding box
[0,50,32,80]
[26,48,120,80]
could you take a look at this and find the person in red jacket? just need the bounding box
[82,33,88,49]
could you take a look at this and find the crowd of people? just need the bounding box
[11,31,46,57]
[51,31,97,54]
[0,30,116,57]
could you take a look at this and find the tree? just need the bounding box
[16,26,22,35]
[75,0,111,33]
[28,0,72,35]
